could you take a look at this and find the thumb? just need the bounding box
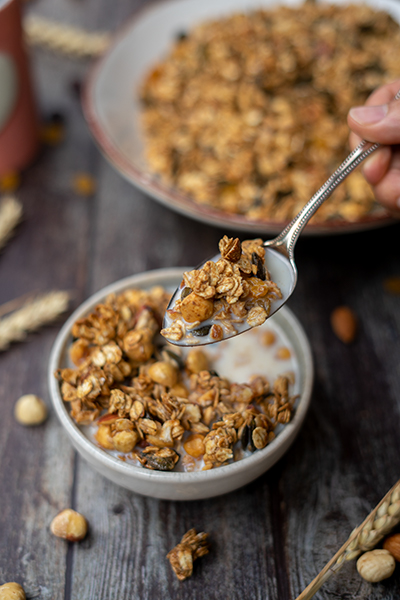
[347,99,400,145]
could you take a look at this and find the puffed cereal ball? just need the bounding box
[14,394,47,426]
[0,582,26,600]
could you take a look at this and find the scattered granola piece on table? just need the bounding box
[72,172,97,197]
[40,112,66,145]
[384,276,400,295]
[167,529,209,580]
[0,172,20,194]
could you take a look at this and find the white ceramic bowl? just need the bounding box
[82,0,398,236]
[48,268,313,500]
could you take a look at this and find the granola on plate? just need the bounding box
[140,3,400,224]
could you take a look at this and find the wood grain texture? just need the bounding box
[284,231,400,599]
[0,0,400,598]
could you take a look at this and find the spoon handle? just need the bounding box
[267,89,400,258]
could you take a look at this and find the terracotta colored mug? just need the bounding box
[0,0,39,176]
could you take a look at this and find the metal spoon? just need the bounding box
[164,91,400,346]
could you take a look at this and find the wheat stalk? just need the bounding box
[0,291,70,351]
[296,479,400,600]
[0,291,40,318]
[0,196,23,251]
[24,15,111,58]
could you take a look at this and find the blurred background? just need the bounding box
[1,0,400,598]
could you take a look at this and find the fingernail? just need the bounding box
[363,152,380,170]
[349,104,388,124]
[362,153,379,180]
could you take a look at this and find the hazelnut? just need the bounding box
[275,347,291,360]
[180,293,214,323]
[14,394,47,426]
[383,533,400,562]
[95,424,114,450]
[183,434,205,458]
[0,582,26,600]
[69,338,90,366]
[261,330,276,346]
[112,430,138,453]
[186,349,209,374]
[148,361,178,388]
[50,508,88,541]
[330,306,357,343]
[356,549,395,582]
[169,382,189,398]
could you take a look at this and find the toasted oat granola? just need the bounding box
[55,286,297,472]
[167,529,210,580]
[161,236,282,342]
[140,3,400,224]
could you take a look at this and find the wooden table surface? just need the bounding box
[1,1,400,598]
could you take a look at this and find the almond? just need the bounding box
[97,413,119,425]
[330,306,357,343]
[383,533,400,562]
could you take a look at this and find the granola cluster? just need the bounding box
[161,236,282,342]
[140,3,400,224]
[55,286,297,472]
[167,529,210,580]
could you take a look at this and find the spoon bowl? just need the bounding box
[163,245,297,346]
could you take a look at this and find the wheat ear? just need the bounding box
[296,479,400,600]
[0,291,70,351]
[0,196,23,251]
[24,15,111,58]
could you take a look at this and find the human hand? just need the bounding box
[347,80,400,215]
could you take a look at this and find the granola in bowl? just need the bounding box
[54,282,300,473]
[48,269,313,498]
[139,2,400,225]
[161,235,282,344]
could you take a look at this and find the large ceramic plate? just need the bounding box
[83,0,399,236]
[48,268,313,500]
